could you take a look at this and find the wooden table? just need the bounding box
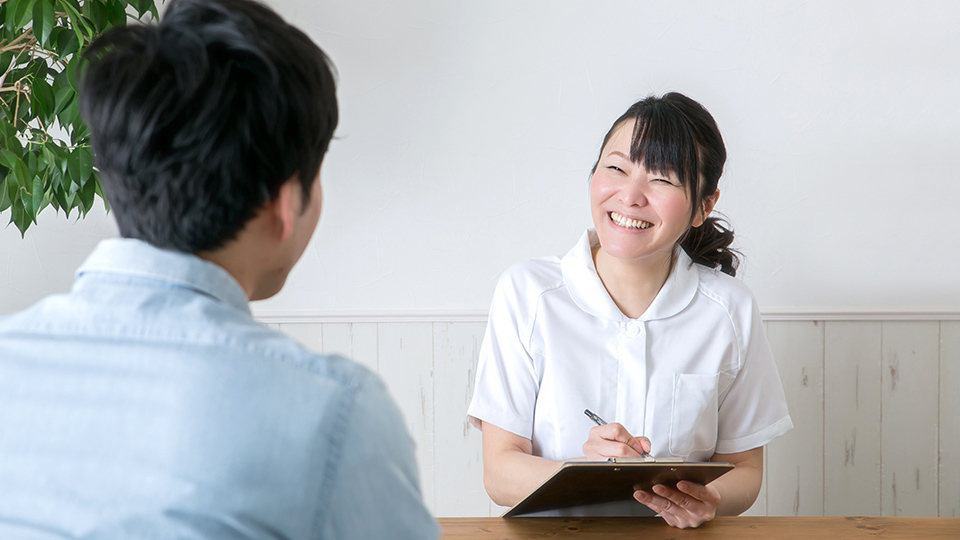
[438,516,960,539]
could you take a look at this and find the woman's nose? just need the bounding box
[617,177,649,206]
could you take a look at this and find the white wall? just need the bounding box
[3,0,959,316]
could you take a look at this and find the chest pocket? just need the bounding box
[668,372,719,458]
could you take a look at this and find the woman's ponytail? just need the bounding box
[680,216,740,276]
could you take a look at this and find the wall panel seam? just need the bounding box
[820,320,825,517]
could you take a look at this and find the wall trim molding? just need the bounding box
[251,309,490,324]
[251,308,960,324]
[760,307,960,321]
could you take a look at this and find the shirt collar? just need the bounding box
[75,238,251,314]
[560,229,700,322]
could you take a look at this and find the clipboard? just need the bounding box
[502,458,734,517]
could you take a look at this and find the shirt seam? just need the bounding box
[525,282,568,360]
[695,281,745,373]
[311,370,364,539]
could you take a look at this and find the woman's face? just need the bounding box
[590,120,701,265]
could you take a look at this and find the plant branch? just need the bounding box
[0,31,37,54]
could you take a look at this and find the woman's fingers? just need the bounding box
[582,423,649,459]
[634,482,719,529]
[676,480,721,506]
[632,436,652,455]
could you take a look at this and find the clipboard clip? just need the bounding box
[606,457,685,463]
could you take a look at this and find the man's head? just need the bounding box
[80,0,338,254]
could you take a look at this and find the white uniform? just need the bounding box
[468,230,793,462]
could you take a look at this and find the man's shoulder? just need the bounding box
[0,290,378,397]
[263,333,376,386]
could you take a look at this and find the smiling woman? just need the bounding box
[589,93,732,319]
[467,92,793,529]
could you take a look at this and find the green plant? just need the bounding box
[0,0,161,235]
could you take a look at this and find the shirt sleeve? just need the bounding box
[322,372,440,540]
[466,266,542,440]
[714,294,794,454]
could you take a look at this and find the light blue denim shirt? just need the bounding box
[0,238,440,540]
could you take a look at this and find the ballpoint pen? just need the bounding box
[583,408,652,458]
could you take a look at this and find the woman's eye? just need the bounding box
[607,165,625,173]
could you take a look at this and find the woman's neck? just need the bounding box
[593,246,675,319]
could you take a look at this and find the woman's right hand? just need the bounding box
[582,423,652,460]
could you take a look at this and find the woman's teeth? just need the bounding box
[610,211,652,230]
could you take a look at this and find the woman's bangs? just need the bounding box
[628,111,699,187]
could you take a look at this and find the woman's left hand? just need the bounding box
[634,480,721,529]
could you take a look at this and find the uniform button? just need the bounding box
[625,322,641,337]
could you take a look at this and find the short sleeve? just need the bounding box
[714,295,793,454]
[321,372,440,540]
[466,266,542,440]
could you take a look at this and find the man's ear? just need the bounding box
[270,177,302,242]
[693,189,720,227]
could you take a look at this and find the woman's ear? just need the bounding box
[693,190,720,227]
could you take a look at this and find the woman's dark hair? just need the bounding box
[80,0,338,253]
[591,92,740,276]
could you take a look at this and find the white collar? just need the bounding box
[560,229,700,322]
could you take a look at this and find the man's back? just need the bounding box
[0,239,439,539]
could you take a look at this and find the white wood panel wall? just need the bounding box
[267,318,960,518]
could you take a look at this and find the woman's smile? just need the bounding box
[609,211,653,230]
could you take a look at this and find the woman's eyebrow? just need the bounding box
[606,150,630,159]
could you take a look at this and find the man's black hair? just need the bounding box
[80,0,338,252]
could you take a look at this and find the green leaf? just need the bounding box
[40,144,56,174]
[1,3,11,32]
[94,175,109,212]
[71,119,89,142]
[30,171,43,218]
[12,199,29,236]
[105,0,126,27]
[48,142,68,174]
[13,0,37,32]
[53,86,74,116]
[4,1,21,33]
[0,117,15,141]
[78,168,95,212]
[32,0,55,49]
[46,158,62,193]
[0,52,13,77]
[133,0,151,18]
[77,145,93,181]
[26,57,49,81]
[0,128,23,156]
[6,154,33,231]
[51,184,68,212]
[55,24,80,58]
[0,169,10,212]
[81,0,104,30]
[25,149,38,177]
[0,149,20,171]
[60,1,87,45]
[53,67,71,91]
[31,77,56,125]
[57,90,79,129]
[66,146,81,187]
[65,54,80,93]
[3,162,20,204]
